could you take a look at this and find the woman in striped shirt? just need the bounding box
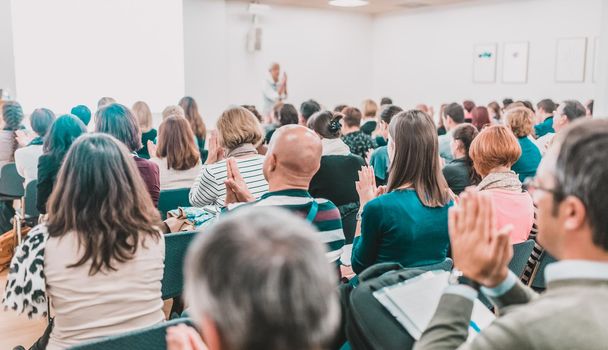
[189,107,269,208]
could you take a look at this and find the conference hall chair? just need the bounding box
[162,230,198,300]
[69,318,194,350]
[530,251,557,291]
[0,163,24,200]
[508,239,536,279]
[157,188,191,220]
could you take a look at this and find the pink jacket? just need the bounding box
[486,189,534,244]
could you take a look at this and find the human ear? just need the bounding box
[562,196,587,232]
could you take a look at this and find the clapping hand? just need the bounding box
[205,131,225,165]
[166,324,208,350]
[449,189,513,288]
[224,158,255,205]
[147,140,158,158]
[15,130,34,147]
[355,166,384,208]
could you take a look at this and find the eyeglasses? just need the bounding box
[522,177,562,198]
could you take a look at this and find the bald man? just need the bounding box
[262,62,288,119]
[225,125,345,265]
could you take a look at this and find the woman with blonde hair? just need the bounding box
[360,99,378,135]
[505,107,542,182]
[189,106,268,208]
[469,125,534,243]
[132,101,156,159]
[149,116,201,190]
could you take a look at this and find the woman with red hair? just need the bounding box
[471,106,491,131]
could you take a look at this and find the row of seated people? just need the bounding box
[0,95,602,349]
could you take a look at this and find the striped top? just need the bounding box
[250,189,345,263]
[189,156,269,208]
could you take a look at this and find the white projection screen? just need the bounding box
[10,0,185,114]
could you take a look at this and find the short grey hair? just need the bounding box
[184,206,340,350]
[30,108,56,137]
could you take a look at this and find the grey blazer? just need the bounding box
[414,278,608,350]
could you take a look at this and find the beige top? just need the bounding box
[151,157,201,190]
[44,231,165,350]
[0,130,15,168]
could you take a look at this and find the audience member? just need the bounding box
[487,101,502,124]
[438,102,465,162]
[132,101,157,159]
[369,105,403,186]
[241,104,263,123]
[222,125,346,265]
[162,105,185,120]
[436,103,447,135]
[534,98,557,137]
[37,114,87,214]
[167,207,340,350]
[0,101,25,167]
[95,103,161,206]
[189,107,268,208]
[97,97,116,109]
[341,107,376,159]
[536,100,586,155]
[380,97,393,106]
[308,111,365,254]
[265,103,299,143]
[470,106,491,131]
[70,105,92,126]
[415,119,608,350]
[15,108,55,184]
[502,98,514,109]
[179,96,208,160]
[352,110,453,274]
[149,116,201,190]
[360,99,378,135]
[505,107,542,182]
[469,125,534,243]
[521,100,536,113]
[443,124,479,195]
[463,100,475,122]
[4,134,164,350]
[300,99,321,125]
[334,104,347,113]
[586,99,594,116]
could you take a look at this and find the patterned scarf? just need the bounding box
[476,171,522,192]
[2,225,48,319]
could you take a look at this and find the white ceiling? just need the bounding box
[227,0,519,15]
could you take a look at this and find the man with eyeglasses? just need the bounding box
[414,118,608,350]
[535,100,586,156]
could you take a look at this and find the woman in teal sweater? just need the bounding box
[506,106,542,182]
[352,110,453,274]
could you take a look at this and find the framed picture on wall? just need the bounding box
[555,37,587,82]
[473,43,497,83]
[502,42,529,83]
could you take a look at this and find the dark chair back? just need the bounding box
[508,239,535,278]
[69,318,193,350]
[162,231,198,300]
[531,251,557,290]
[338,202,359,245]
[157,188,191,220]
[24,180,39,220]
[0,163,24,198]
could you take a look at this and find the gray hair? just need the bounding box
[30,108,56,137]
[184,206,340,350]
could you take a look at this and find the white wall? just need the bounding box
[0,0,16,99]
[183,1,373,127]
[371,0,603,109]
[10,0,185,115]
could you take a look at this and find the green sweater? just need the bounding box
[512,137,542,182]
[352,189,452,274]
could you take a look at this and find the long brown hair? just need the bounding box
[387,110,451,207]
[46,133,162,275]
[156,116,200,170]
[179,96,207,139]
